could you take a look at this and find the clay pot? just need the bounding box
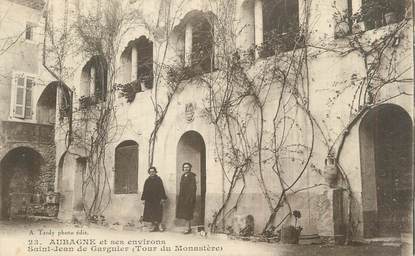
[335,21,350,38]
[323,157,338,188]
[384,12,398,25]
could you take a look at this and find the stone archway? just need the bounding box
[360,104,413,237]
[37,82,58,125]
[0,147,44,219]
[176,130,206,228]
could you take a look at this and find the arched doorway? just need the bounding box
[176,131,206,228]
[360,104,412,237]
[0,147,44,219]
[37,82,57,124]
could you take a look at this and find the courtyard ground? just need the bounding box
[0,220,411,256]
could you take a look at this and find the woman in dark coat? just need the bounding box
[141,167,167,232]
[176,162,197,234]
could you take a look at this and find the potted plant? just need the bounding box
[334,11,351,38]
[281,210,303,244]
[384,11,397,24]
[351,12,366,33]
[140,75,153,90]
[79,95,96,109]
[335,20,350,38]
[360,0,387,29]
[116,80,141,103]
[384,0,402,24]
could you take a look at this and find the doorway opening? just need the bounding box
[360,104,412,237]
[0,147,44,219]
[176,131,206,228]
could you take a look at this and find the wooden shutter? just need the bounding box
[114,144,138,194]
[24,77,34,119]
[126,145,138,193]
[14,75,26,118]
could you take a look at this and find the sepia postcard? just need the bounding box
[0,0,413,255]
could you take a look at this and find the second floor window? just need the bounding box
[190,16,214,73]
[181,12,215,75]
[80,56,108,104]
[37,82,58,125]
[262,0,300,56]
[136,38,154,89]
[12,73,34,119]
[356,0,405,30]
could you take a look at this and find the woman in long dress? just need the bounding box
[176,162,196,234]
[141,167,167,232]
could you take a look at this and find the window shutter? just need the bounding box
[114,147,125,194]
[114,144,138,194]
[24,77,34,119]
[126,145,138,193]
[14,75,26,118]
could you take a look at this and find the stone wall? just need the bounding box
[0,122,56,219]
[50,0,413,241]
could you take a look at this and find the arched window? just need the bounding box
[175,11,214,75]
[189,16,214,73]
[262,0,300,56]
[114,140,138,194]
[237,0,301,58]
[120,37,154,90]
[37,82,57,124]
[79,56,107,105]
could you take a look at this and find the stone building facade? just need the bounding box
[41,0,413,243]
[0,0,62,219]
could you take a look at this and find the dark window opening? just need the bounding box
[114,141,138,194]
[136,38,154,89]
[79,56,108,107]
[93,57,108,101]
[191,17,214,74]
[37,82,58,124]
[360,0,405,30]
[59,84,72,120]
[262,0,302,57]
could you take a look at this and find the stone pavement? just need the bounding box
[0,220,410,256]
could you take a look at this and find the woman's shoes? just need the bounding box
[150,225,160,232]
[183,229,192,234]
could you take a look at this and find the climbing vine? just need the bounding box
[44,0,412,237]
